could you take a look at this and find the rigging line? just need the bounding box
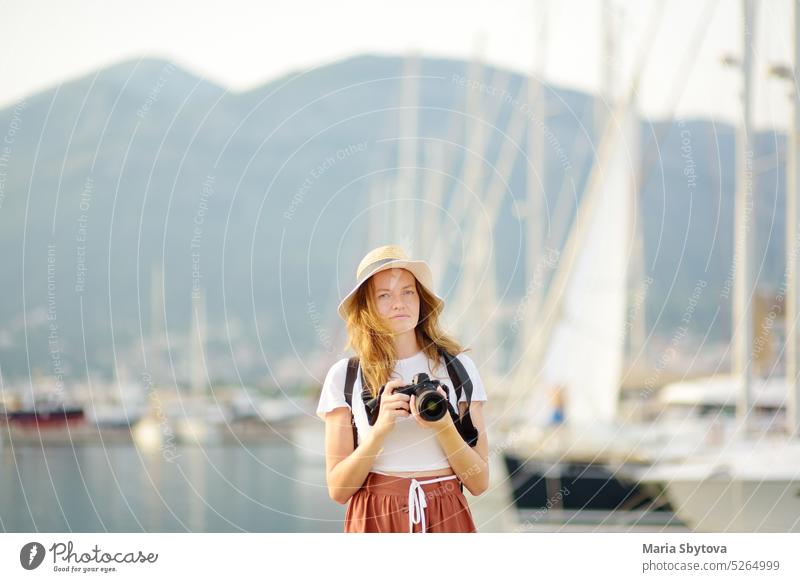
[518,0,720,342]
[637,0,722,197]
[431,65,515,277]
[622,0,722,379]
[419,64,476,256]
[527,0,720,382]
[446,77,527,322]
[511,0,668,401]
[427,50,490,282]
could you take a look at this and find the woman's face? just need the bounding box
[371,268,420,334]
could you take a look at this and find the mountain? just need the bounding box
[0,54,786,386]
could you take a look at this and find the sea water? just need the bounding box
[0,437,343,532]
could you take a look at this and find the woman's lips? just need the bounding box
[392,315,409,319]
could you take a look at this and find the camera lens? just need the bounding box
[417,391,447,421]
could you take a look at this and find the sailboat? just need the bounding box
[636,437,800,532]
[1,395,85,428]
[636,0,800,533]
[172,287,227,445]
[496,97,680,524]
[487,3,681,523]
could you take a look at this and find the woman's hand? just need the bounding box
[410,387,454,432]
[372,379,411,438]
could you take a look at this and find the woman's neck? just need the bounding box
[394,330,421,359]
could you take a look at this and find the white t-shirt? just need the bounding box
[316,350,488,473]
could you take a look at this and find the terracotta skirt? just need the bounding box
[344,471,477,533]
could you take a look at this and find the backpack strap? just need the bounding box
[344,357,360,449]
[440,348,473,408]
[439,348,480,448]
[344,351,479,451]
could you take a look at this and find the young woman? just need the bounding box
[316,244,490,533]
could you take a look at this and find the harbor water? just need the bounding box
[0,423,347,532]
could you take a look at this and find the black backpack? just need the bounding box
[342,347,480,451]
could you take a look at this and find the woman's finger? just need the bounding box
[383,400,408,414]
[389,398,410,411]
[385,395,410,407]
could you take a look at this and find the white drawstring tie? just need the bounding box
[407,475,458,533]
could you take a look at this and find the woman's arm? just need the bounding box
[323,380,411,504]
[323,407,388,504]
[434,402,490,496]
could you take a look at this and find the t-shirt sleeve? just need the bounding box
[315,359,352,420]
[456,353,488,403]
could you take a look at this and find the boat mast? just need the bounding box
[598,0,614,134]
[190,287,207,397]
[733,0,756,431]
[395,53,420,252]
[787,0,800,438]
[521,1,549,363]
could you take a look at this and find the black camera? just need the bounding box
[363,373,449,424]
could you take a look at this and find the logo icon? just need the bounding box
[20,542,46,570]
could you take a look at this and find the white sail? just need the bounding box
[516,107,638,428]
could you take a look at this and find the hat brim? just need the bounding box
[337,259,442,320]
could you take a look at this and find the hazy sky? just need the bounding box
[0,0,794,128]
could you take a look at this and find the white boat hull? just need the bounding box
[640,438,800,532]
[661,478,800,532]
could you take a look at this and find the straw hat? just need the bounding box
[337,244,442,320]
